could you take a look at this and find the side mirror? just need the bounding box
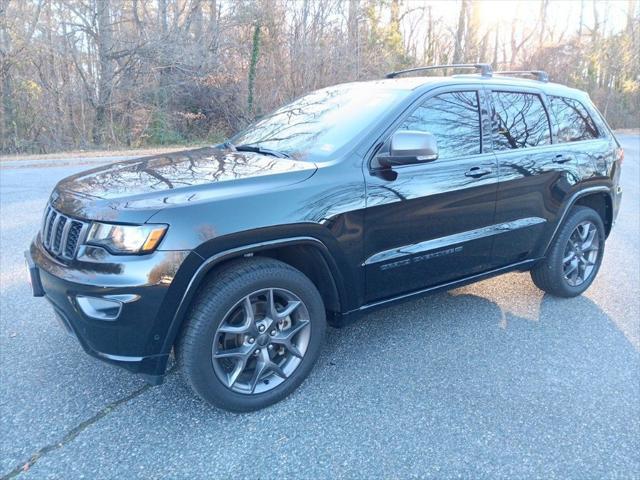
[378,130,438,168]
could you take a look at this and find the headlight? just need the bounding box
[86,223,168,254]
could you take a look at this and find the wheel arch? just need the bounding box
[162,236,346,357]
[542,185,613,256]
[574,191,613,237]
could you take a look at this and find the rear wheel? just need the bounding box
[530,206,605,297]
[178,258,326,412]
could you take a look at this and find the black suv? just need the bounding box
[26,64,623,411]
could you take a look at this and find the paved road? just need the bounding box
[1,137,639,479]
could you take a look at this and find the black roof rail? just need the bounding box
[494,70,549,82]
[386,63,493,79]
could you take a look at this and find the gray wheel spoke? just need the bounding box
[578,224,590,241]
[227,356,249,387]
[249,360,269,393]
[218,297,254,334]
[276,300,302,319]
[266,290,299,318]
[563,252,575,264]
[272,320,309,358]
[268,361,288,379]
[286,343,304,359]
[582,228,596,249]
[243,296,255,323]
[214,345,253,360]
[272,337,303,358]
[218,323,250,334]
[280,319,310,341]
[266,289,278,319]
[564,259,579,276]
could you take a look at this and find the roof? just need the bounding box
[352,74,588,99]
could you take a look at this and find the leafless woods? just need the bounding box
[1,0,638,154]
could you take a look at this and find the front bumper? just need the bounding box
[27,237,197,384]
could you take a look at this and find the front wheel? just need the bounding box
[530,206,605,297]
[178,258,326,412]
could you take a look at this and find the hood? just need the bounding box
[51,147,317,223]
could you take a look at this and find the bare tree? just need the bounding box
[1,0,638,155]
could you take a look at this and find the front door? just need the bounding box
[364,88,498,303]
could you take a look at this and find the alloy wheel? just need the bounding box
[211,288,311,394]
[562,220,600,287]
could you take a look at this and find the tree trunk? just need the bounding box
[492,24,500,67]
[539,0,549,47]
[158,0,168,35]
[247,23,261,114]
[453,0,469,64]
[93,0,114,145]
[348,0,359,76]
[0,0,16,152]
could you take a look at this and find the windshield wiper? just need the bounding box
[222,142,290,159]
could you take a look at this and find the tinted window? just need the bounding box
[491,92,551,150]
[399,91,481,158]
[548,96,599,142]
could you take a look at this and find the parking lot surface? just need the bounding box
[1,136,639,479]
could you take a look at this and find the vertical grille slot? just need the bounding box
[64,221,84,257]
[44,209,57,248]
[53,216,67,253]
[40,205,89,260]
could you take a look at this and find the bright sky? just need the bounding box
[404,0,631,36]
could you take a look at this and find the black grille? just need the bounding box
[41,205,89,260]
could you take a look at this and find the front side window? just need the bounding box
[491,91,551,150]
[548,96,599,142]
[398,91,481,159]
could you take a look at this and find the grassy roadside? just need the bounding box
[614,128,640,135]
[0,144,212,162]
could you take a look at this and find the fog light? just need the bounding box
[76,296,122,320]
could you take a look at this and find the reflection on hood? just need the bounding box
[57,147,316,200]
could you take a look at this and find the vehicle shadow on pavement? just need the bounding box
[109,287,639,478]
[3,281,639,477]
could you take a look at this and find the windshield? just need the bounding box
[230,84,405,161]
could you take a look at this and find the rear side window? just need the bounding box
[399,91,481,159]
[548,96,599,142]
[491,91,551,150]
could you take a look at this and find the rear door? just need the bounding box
[488,88,572,266]
[363,87,498,302]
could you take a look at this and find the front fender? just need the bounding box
[158,229,359,359]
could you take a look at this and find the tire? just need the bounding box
[178,257,326,412]
[530,206,605,298]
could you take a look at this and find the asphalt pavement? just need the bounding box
[1,136,639,479]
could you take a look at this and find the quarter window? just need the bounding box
[399,91,481,159]
[491,91,551,150]
[548,96,599,142]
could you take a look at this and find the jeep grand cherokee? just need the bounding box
[26,64,623,411]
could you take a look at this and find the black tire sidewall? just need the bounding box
[181,261,326,412]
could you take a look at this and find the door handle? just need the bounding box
[553,154,573,164]
[465,166,492,178]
